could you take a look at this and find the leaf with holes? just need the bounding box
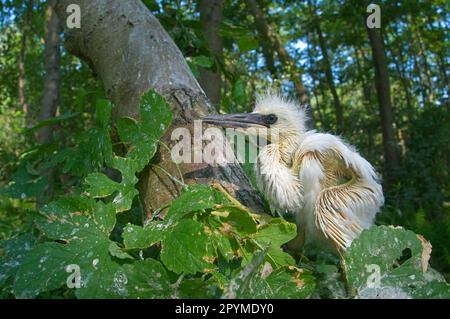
[160,219,214,274]
[164,184,229,223]
[345,225,450,298]
[117,90,172,171]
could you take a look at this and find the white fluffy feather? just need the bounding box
[254,93,384,251]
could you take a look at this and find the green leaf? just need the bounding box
[93,202,116,234]
[123,222,163,249]
[36,196,102,241]
[13,242,75,298]
[224,249,272,298]
[211,229,234,261]
[25,112,80,134]
[232,79,246,106]
[117,90,172,171]
[253,218,297,247]
[0,233,36,289]
[345,225,450,298]
[178,278,221,299]
[122,259,174,298]
[13,237,123,299]
[85,173,120,198]
[165,184,229,223]
[160,219,214,274]
[265,266,315,299]
[108,242,134,260]
[237,36,258,53]
[191,55,214,68]
[219,206,257,235]
[84,157,139,213]
[6,164,48,199]
[95,99,112,129]
[251,218,297,268]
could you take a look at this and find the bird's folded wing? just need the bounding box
[295,133,384,250]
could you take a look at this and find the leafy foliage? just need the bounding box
[1,91,448,299]
[345,226,449,299]
[0,0,449,298]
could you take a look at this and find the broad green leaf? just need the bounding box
[0,233,36,289]
[85,173,120,198]
[165,184,229,223]
[191,55,214,68]
[252,218,297,268]
[13,242,75,298]
[265,266,315,299]
[6,164,48,199]
[85,156,139,213]
[253,218,297,247]
[345,226,450,299]
[108,242,133,260]
[117,90,172,171]
[93,202,116,234]
[36,196,102,240]
[13,231,130,298]
[140,90,172,140]
[219,206,257,235]
[26,112,80,134]
[95,99,112,129]
[232,79,246,106]
[237,36,258,53]
[265,246,296,268]
[211,229,234,261]
[160,219,214,274]
[178,278,221,299]
[224,249,272,298]
[122,259,174,298]
[123,222,164,249]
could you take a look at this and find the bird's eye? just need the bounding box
[264,114,278,125]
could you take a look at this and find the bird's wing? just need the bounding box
[294,133,384,250]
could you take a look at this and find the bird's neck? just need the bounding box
[271,133,302,166]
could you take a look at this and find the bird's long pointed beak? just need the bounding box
[201,113,268,128]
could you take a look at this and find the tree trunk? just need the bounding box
[245,0,315,128]
[18,0,34,115]
[366,25,400,180]
[306,34,325,126]
[386,33,414,124]
[245,0,277,78]
[37,0,61,204]
[54,0,265,214]
[198,0,224,110]
[39,0,61,145]
[415,28,434,105]
[307,0,343,134]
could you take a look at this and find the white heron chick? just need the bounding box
[202,93,384,251]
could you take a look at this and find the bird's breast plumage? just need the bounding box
[255,131,384,251]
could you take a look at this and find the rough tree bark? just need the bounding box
[39,0,61,145]
[38,0,61,204]
[198,0,224,110]
[18,0,34,115]
[307,0,343,134]
[54,0,265,214]
[366,25,400,180]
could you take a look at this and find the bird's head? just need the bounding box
[201,93,308,144]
